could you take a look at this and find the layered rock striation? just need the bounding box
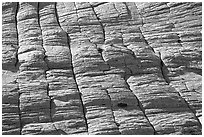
[2,2,202,135]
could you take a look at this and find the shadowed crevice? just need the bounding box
[55,3,89,133]
[90,3,106,43]
[124,78,157,134]
[104,89,121,134]
[158,53,171,84]
[15,2,22,135]
[37,2,61,134]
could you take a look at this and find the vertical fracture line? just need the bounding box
[67,39,89,133]
[116,3,156,133]
[73,2,82,33]
[104,89,121,134]
[37,3,55,130]
[14,2,19,68]
[55,2,89,133]
[134,3,144,26]
[89,4,106,43]
[15,2,22,135]
[120,30,156,134]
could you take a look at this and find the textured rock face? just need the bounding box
[2,2,202,135]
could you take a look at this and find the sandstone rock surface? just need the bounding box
[2,2,202,135]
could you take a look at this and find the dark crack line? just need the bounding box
[92,43,120,134]
[138,27,149,45]
[104,89,121,134]
[125,79,157,134]
[121,35,156,135]
[112,3,121,20]
[69,50,89,134]
[37,2,59,133]
[74,2,107,11]
[54,3,61,29]
[93,43,110,71]
[123,2,132,19]
[14,2,19,68]
[166,1,202,129]
[90,3,105,43]
[165,3,201,125]
[177,81,202,127]
[56,3,89,133]
[138,26,170,84]
[15,2,22,135]
[73,2,82,33]
[134,3,144,26]
[90,2,108,8]
[180,79,202,125]
[158,52,171,84]
[119,17,156,134]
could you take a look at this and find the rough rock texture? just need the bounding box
[2,2,202,135]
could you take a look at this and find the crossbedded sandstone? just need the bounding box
[2,2,202,135]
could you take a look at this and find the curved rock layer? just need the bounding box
[2,2,202,135]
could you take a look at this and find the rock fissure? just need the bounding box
[137,26,170,84]
[90,4,106,43]
[158,52,171,84]
[15,2,22,135]
[54,2,62,29]
[123,2,132,19]
[178,89,202,127]
[91,2,108,8]
[14,3,19,68]
[73,2,82,33]
[69,56,89,134]
[125,79,157,134]
[104,89,121,134]
[112,3,121,19]
[179,79,202,125]
[60,13,89,133]
[37,2,59,133]
[134,4,144,26]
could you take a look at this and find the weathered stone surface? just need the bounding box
[2,2,202,135]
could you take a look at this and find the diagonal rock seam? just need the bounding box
[162,3,201,124]
[136,17,171,85]
[124,78,157,134]
[90,4,106,43]
[158,52,171,84]
[123,2,132,19]
[179,79,202,126]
